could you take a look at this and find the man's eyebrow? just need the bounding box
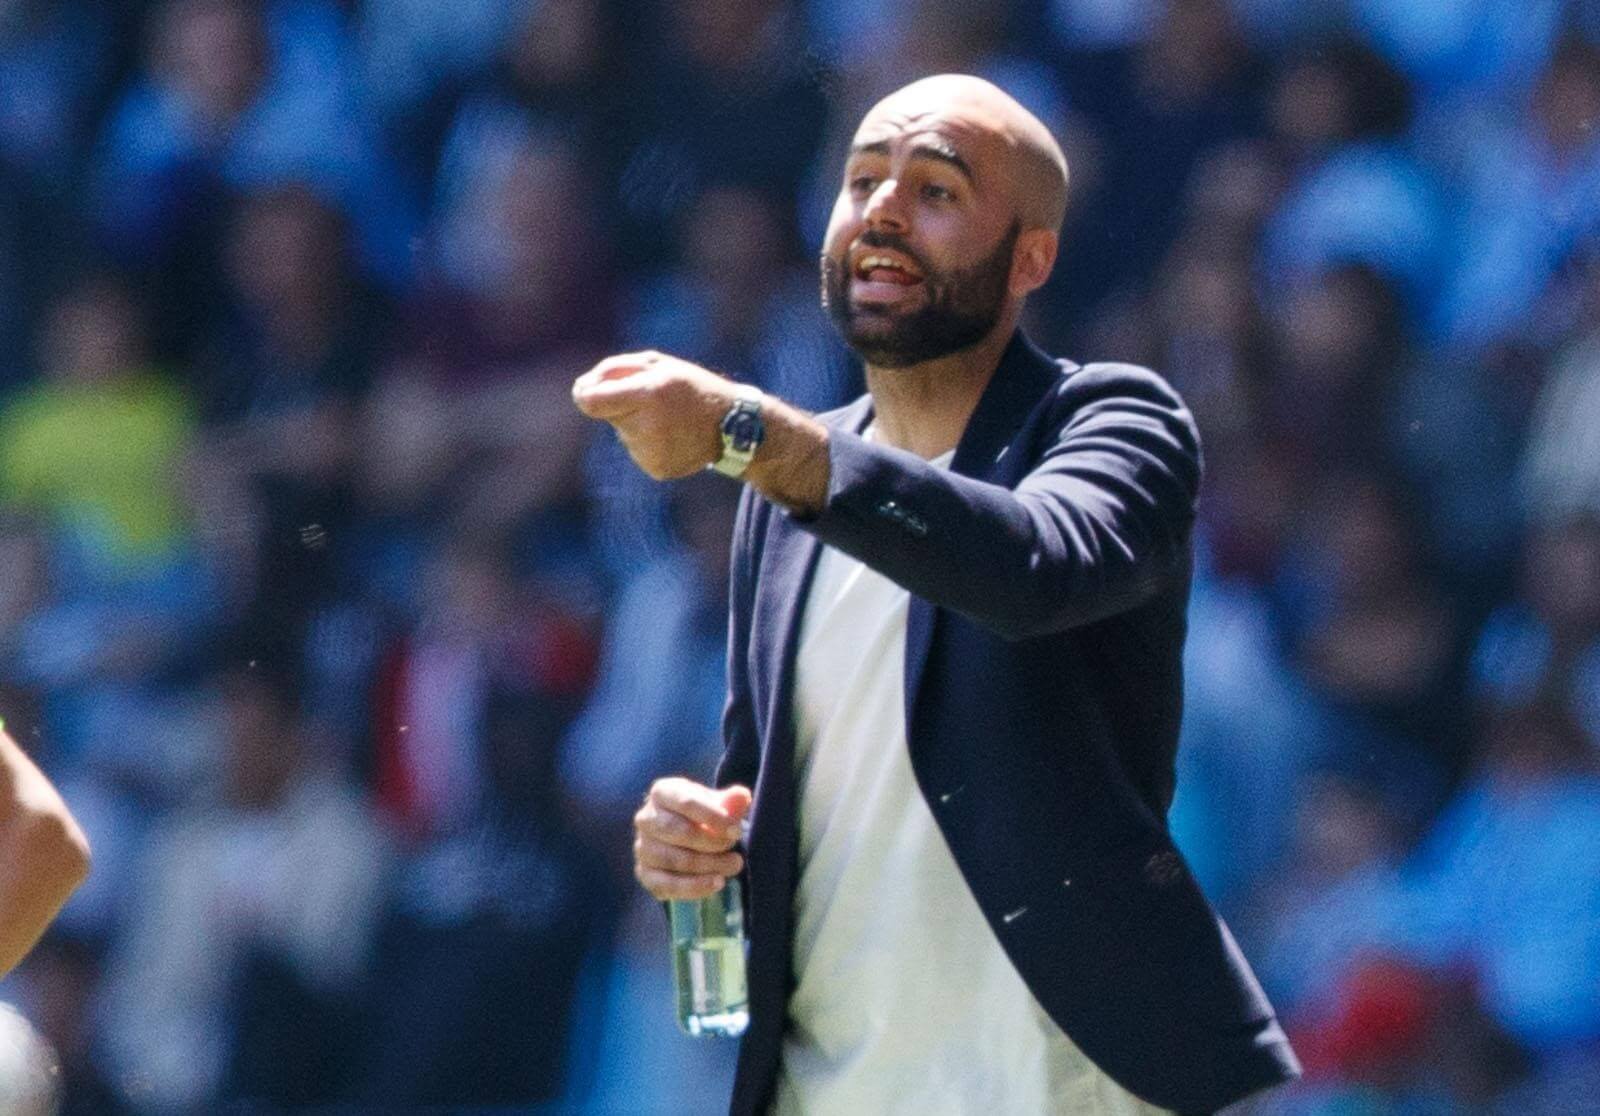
[849,139,893,160]
[847,139,977,184]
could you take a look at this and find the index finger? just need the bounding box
[649,777,742,831]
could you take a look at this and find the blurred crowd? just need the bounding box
[1,0,1598,1112]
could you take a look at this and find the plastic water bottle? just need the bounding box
[669,877,749,1037]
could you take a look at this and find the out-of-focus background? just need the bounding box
[0,0,1597,1112]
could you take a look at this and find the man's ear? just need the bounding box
[1009,228,1058,298]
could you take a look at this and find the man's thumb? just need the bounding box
[718,785,753,820]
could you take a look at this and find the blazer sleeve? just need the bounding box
[795,363,1201,641]
[714,485,762,791]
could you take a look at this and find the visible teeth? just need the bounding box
[858,255,907,275]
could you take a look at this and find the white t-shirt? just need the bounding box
[772,444,1171,1115]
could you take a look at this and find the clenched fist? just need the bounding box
[633,777,753,901]
[571,351,734,480]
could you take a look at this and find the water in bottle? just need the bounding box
[670,877,749,1037]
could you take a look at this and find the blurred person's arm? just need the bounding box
[0,719,91,976]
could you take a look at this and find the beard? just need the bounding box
[821,219,1020,368]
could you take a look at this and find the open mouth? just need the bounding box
[848,249,926,306]
[852,251,925,287]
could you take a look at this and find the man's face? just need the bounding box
[820,105,1021,368]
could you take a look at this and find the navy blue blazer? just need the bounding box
[715,330,1300,1114]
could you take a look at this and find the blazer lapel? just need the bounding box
[746,393,872,859]
[743,504,819,1007]
[755,392,875,751]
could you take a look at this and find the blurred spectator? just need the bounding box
[0,274,215,794]
[1180,137,1285,251]
[1266,36,1413,165]
[488,0,621,133]
[354,0,524,148]
[1287,956,1529,1109]
[1394,706,1600,1055]
[1062,0,1263,294]
[471,131,747,580]
[0,3,124,387]
[1277,471,1460,793]
[1169,546,1315,911]
[1146,228,1271,455]
[369,534,594,840]
[0,3,120,185]
[185,181,386,660]
[615,0,828,255]
[1255,35,1449,313]
[1389,341,1535,597]
[1351,0,1565,100]
[92,0,413,348]
[0,275,192,574]
[339,368,460,606]
[346,775,613,1107]
[560,475,739,850]
[355,534,609,1106]
[1430,33,1600,347]
[197,182,382,434]
[96,663,390,1113]
[435,0,630,195]
[89,0,270,348]
[1254,33,1433,310]
[420,125,615,380]
[1471,517,1600,748]
[1261,265,1412,472]
[1522,288,1600,520]
[1250,771,1411,1019]
[1261,156,1444,322]
[1241,746,1577,1107]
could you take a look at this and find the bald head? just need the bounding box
[821,74,1069,366]
[858,74,1069,233]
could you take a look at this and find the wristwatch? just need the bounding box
[710,384,766,479]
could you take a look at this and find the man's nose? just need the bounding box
[862,180,909,233]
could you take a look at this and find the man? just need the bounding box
[574,75,1299,1114]
[0,717,91,977]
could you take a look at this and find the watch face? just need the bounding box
[724,406,764,453]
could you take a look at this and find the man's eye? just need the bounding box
[923,183,954,201]
[850,176,877,194]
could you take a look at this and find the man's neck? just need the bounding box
[863,320,1016,460]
